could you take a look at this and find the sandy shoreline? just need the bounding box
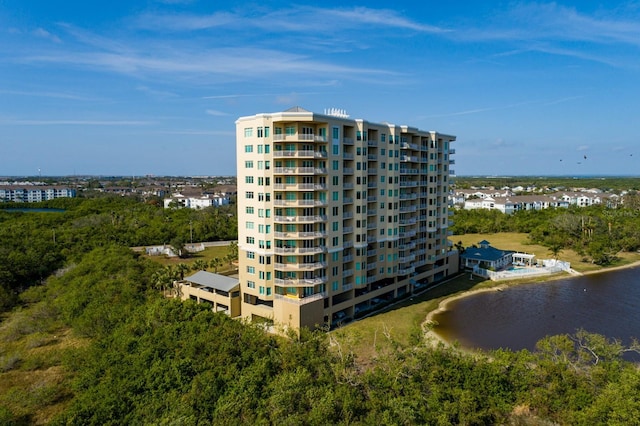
[423,259,640,347]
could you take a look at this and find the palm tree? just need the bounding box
[176,263,190,280]
[192,259,208,271]
[164,265,181,298]
[151,268,168,295]
[228,241,239,260]
[209,257,222,273]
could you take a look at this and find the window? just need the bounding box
[244,128,253,137]
[247,266,255,274]
[246,191,254,199]
[245,176,254,184]
[265,144,270,153]
[285,125,296,135]
[257,145,263,153]
[247,251,255,259]
[257,127,264,138]
[332,160,339,170]
[257,177,264,186]
[246,221,254,229]
[247,280,255,289]
[332,127,339,139]
[265,127,270,138]
[246,206,254,214]
[245,160,253,168]
[244,144,253,153]
[246,236,255,244]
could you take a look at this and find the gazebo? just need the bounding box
[512,252,536,267]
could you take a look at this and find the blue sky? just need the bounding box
[1,1,640,177]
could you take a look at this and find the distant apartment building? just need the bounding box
[236,107,458,331]
[0,185,76,202]
[163,192,230,209]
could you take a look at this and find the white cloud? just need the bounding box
[33,27,61,43]
[205,109,229,116]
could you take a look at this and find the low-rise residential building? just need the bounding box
[164,192,230,209]
[0,185,76,202]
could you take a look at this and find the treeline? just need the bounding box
[0,196,237,311]
[454,176,640,192]
[451,204,640,264]
[2,245,640,424]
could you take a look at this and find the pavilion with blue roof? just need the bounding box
[460,240,514,272]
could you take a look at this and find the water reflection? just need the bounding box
[432,267,640,355]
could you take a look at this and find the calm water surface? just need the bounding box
[432,267,640,354]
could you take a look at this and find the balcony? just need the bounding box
[274,246,325,255]
[274,215,326,223]
[273,199,327,207]
[272,150,326,158]
[399,230,417,238]
[400,142,418,150]
[398,266,415,275]
[274,293,324,305]
[398,241,416,250]
[273,167,315,175]
[274,262,326,271]
[398,254,416,263]
[400,168,418,174]
[399,205,417,213]
[274,277,327,286]
[367,140,378,147]
[273,231,325,239]
[273,183,326,191]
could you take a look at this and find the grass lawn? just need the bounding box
[331,272,495,366]
[142,245,237,274]
[334,232,640,365]
[452,232,640,273]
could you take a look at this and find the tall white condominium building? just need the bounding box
[236,107,457,331]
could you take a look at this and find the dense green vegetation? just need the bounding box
[3,190,640,424]
[0,197,237,312]
[451,204,640,265]
[454,176,640,193]
[2,244,640,424]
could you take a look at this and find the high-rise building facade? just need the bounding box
[236,107,457,331]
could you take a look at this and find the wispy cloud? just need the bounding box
[420,96,584,119]
[33,28,61,43]
[1,119,153,126]
[0,89,95,101]
[132,6,447,34]
[205,109,229,116]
